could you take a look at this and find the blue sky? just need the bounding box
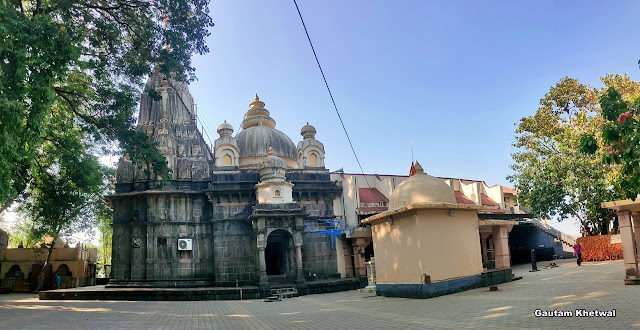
[186,1,640,235]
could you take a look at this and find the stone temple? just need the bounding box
[109,73,346,296]
[108,73,574,300]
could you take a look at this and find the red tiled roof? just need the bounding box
[356,207,388,213]
[359,188,389,203]
[454,191,476,205]
[502,186,518,195]
[480,193,500,207]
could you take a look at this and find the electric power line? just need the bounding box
[292,0,376,195]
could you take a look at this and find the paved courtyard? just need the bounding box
[0,259,638,329]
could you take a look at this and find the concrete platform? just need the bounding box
[40,285,260,301]
[39,278,360,301]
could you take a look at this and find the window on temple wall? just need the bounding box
[309,153,318,166]
[222,154,232,165]
[274,189,281,197]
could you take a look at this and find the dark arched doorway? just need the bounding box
[265,229,294,277]
[364,242,374,262]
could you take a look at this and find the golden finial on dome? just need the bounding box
[249,93,265,109]
[268,146,274,155]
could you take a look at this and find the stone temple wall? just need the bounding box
[302,232,339,278]
[111,193,215,284]
[212,220,256,286]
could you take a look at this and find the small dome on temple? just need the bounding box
[301,122,316,139]
[217,121,234,137]
[388,161,456,209]
[258,146,288,181]
[258,146,288,171]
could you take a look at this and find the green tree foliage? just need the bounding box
[508,76,632,235]
[18,103,107,291]
[0,0,214,212]
[580,77,640,201]
[7,217,40,248]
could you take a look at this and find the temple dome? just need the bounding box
[388,161,456,209]
[258,147,288,171]
[301,122,316,139]
[257,147,287,181]
[236,125,297,160]
[236,95,297,168]
[217,121,233,137]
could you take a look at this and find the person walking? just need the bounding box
[573,243,582,266]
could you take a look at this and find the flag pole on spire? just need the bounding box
[409,138,416,176]
[411,137,414,164]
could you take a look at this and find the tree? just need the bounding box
[18,103,107,291]
[580,76,640,200]
[509,77,624,235]
[1,0,213,290]
[0,0,214,212]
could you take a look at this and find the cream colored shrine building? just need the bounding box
[356,162,515,298]
[330,163,525,286]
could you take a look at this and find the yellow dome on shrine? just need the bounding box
[388,161,456,209]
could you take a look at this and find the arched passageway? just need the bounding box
[265,229,294,277]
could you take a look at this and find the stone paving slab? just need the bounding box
[1,259,639,329]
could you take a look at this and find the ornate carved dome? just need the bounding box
[301,122,316,139]
[240,94,276,129]
[388,161,456,209]
[236,95,298,168]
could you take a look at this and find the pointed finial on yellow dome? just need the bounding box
[414,161,425,174]
[255,93,259,101]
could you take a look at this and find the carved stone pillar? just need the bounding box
[618,211,640,284]
[492,225,510,270]
[295,244,304,282]
[256,230,268,287]
[352,238,367,277]
[293,231,305,284]
[258,247,267,283]
[288,238,296,278]
[479,232,490,265]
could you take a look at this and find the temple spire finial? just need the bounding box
[254,93,259,101]
[414,160,425,174]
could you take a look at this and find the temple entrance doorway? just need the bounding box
[265,230,294,278]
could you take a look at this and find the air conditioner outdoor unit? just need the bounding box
[177,238,193,251]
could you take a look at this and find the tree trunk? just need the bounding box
[36,243,55,292]
[0,200,14,215]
